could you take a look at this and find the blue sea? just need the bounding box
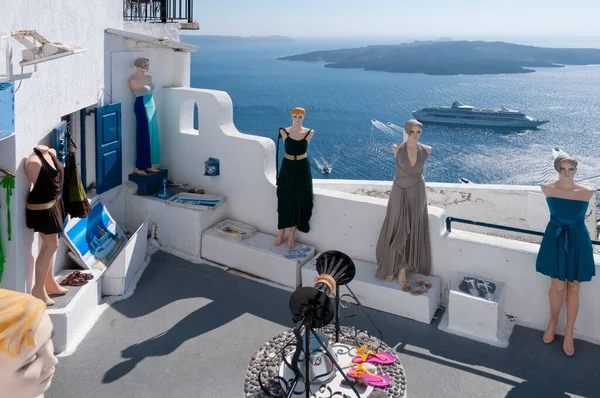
[184,36,600,193]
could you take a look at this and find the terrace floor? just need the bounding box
[46,251,599,398]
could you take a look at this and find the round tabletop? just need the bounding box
[244,325,407,398]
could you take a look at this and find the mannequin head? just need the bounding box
[0,289,58,398]
[134,57,149,72]
[554,154,578,181]
[290,107,306,126]
[404,119,423,142]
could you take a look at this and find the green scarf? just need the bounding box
[0,174,14,283]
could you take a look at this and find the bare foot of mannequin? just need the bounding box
[397,268,407,286]
[385,275,394,282]
[563,333,575,356]
[287,227,296,249]
[274,230,285,246]
[133,167,147,175]
[146,167,160,173]
[542,321,557,344]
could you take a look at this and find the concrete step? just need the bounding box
[301,254,440,324]
[201,227,315,288]
[47,269,103,354]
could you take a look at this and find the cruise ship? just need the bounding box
[412,101,549,128]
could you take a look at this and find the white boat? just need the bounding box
[412,101,549,128]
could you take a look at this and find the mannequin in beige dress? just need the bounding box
[376,120,432,285]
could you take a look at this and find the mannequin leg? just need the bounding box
[542,278,565,344]
[287,227,296,249]
[563,281,580,356]
[45,246,68,296]
[274,229,285,246]
[31,233,60,306]
[397,268,407,286]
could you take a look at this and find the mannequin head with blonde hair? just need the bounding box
[0,289,58,398]
[290,107,306,126]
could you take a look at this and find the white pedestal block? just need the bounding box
[301,254,440,324]
[126,191,227,262]
[438,272,513,348]
[47,269,103,354]
[202,228,315,288]
[102,219,149,296]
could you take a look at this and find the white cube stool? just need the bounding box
[438,272,514,347]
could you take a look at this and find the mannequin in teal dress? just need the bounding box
[274,107,314,249]
[537,154,596,356]
[129,57,161,175]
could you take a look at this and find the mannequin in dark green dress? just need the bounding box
[537,154,595,357]
[274,107,314,249]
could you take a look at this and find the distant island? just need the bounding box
[278,40,600,75]
[184,35,293,45]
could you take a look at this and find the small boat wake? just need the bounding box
[371,119,402,137]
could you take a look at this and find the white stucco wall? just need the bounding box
[315,180,598,243]
[157,87,600,343]
[0,0,124,291]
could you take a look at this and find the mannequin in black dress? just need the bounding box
[25,146,67,305]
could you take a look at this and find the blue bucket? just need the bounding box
[204,157,220,176]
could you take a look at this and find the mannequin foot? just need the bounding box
[542,321,557,344]
[385,275,394,282]
[397,270,407,286]
[287,235,296,250]
[133,168,147,175]
[146,167,160,173]
[274,231,285,246]
[45,278,68,296]
[563,334,575,356]
[31,286,56,306]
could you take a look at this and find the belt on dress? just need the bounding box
[550,216,584,253]
[26,198,57,211]
[284,153,307,161]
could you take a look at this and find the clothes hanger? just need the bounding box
[0,168,15,178]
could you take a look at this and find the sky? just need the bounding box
[193,0,600,38]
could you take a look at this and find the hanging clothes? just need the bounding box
[0,173,14,283]
[64,134,91,219]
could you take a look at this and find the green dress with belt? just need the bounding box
[276,128,313,233]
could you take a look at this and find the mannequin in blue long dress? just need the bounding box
[129,57,161,175]
[537,154,595,357]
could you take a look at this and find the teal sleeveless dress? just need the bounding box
[535,197,596,282]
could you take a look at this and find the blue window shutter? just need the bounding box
[95,103,122,194]
[52,121,67,166]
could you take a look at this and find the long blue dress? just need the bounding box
[133,83,161,170]
[536,197,596,282]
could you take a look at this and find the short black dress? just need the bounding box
[25,148,66,235]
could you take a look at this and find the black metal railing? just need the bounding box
[445,216,600,246]
[123,0,194,23]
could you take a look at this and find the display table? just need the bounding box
[244,325,407,398]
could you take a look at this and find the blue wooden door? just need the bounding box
[52,121,67,166]
[95,103,122,194]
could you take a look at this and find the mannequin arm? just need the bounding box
[305,129,315,143]
[24,155,42,186]
[391,144,399,156]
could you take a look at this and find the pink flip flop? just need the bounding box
[347,364,391,388]
[351,345,396,365]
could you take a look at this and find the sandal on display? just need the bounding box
[60,272,89,287]
[347,364,391,388]
[72,271,94,281]
[464,277,480,297]
[401,279,432,296]
[351,345,396,365]
[477,279,495,301]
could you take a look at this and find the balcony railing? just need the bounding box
[123,0,196,27]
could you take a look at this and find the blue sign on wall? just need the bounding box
[0,82,15,140]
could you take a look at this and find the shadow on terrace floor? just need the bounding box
[46,251,599,398]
